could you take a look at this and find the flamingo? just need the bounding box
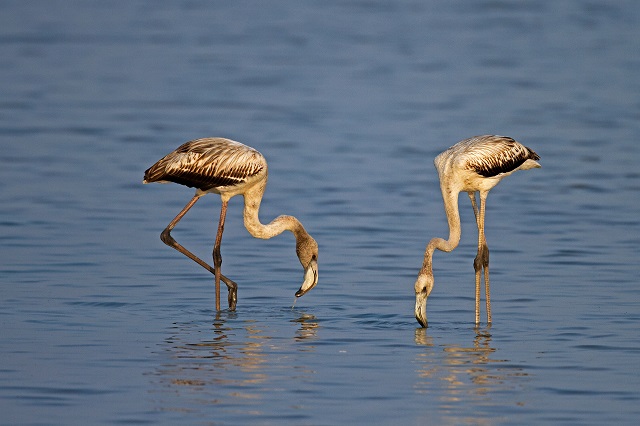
[143,137,318,311]
[414,135,540,327]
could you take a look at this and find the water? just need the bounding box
[1,0,639,424]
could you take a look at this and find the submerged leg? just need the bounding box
[160,194,237,311]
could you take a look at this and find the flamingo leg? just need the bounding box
[469,192,491,324]
[484,265,491,324]
[477,192,491,324]
[468,192,482,324]
[160,194,238,311]
[212,200,229,312]
[480,193,492,324]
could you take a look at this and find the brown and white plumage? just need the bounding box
[414,135,540,327]
[144,138,265,191]
[144,137,319,312]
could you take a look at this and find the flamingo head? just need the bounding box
[414,273,434,328]
[295,236,318,297]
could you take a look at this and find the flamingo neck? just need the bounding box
[420,187,462,275]
[242,182,307,241]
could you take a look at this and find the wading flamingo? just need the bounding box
[144,137,318,311]
[414,135,540,327]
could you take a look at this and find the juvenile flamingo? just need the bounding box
[414,135,540,327]
[144,137,318,311]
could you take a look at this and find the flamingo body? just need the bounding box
[436,135,540,192]
[144,138,266,196]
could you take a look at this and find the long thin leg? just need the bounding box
[212,200,229,312]
[484,265,491,324]
[160,195,238,310]
[478,192,491,324]
[470,192,492,324]
[468,192,482,324]
[474,258,481,325]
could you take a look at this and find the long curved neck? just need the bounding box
[242,181,307,241]
[420,187,462,275]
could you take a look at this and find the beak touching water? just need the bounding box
[295,258,318,297]
[415,290,428,328]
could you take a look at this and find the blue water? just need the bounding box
[1,1,639,424]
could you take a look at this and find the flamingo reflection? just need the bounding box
[151,310,319,408]
[414,326,529,420]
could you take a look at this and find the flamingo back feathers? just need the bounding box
[144,138,266,191]
[447,135,540,178]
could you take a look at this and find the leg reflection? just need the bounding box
[151,309,321,415]
[414,326,530,421]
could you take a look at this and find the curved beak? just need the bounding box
[415,291,428,328]
[295,259,318,297]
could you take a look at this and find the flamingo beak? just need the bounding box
[295,259,318,297]
[415,291,428,328]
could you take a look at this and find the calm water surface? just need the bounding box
[1,1,639,424]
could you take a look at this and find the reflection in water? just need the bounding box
[150,311,319,415]
[292,313,320,343]
[414,327,529,422]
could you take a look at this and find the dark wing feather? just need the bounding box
[144,138,265,191]
[461,135,539,178]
